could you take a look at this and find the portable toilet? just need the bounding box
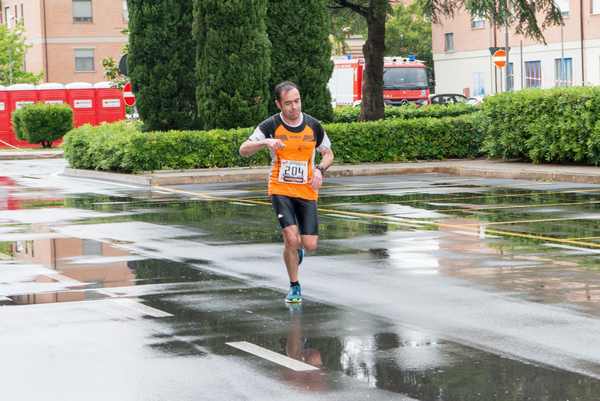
[37,83,67,105]
[0,86,10,148]
[94,81,125,123]
[7,84,38,146]
[66,82,95,127]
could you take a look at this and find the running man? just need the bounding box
[239,81,334,303]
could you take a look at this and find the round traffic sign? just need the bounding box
[122,82,136,107]
[493,49,506,68]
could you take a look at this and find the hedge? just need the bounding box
[331,103,478,123]
[481,87,600,164]
[64,114,482,173]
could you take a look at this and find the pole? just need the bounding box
[504,0,510,92]
[8,46,13,85]
[560,24,565,86]
[492,14,498,94]
[520,40,524,89]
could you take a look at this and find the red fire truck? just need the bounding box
[328,56,431,107]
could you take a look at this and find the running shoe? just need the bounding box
[285,284,302,303]
[297,248,305,266]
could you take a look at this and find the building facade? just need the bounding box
[2,0,128,83]
[432,1,600,96]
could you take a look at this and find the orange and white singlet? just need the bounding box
[249,113,331,201]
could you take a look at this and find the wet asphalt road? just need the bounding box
[2,159,600,400]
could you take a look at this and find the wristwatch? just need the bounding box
[316,165,327,175]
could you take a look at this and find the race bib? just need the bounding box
[278,159,308,184]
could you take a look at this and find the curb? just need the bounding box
[62,160,600,187]
[0,151,64,160]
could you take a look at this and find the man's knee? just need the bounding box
[282,229,302,249]
[302,237,318,252]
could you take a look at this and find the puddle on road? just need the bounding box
[3,175,600,398]
[139,286,600,400]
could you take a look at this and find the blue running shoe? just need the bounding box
[285,284,302,303]
[297,248,304,266]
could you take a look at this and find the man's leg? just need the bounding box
[282,225,302,282]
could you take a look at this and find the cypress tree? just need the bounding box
[127,0,198,131]
[267,0,333,122]
[194,0,271,130]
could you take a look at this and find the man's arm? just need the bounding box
[239,138,284,157]
[310,147,334,190]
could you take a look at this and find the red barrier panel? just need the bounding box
[7,84,38,146]
[66,82,96,127]
[94,82,125,123]
[37,83,67,105]
[0,87,10,148]
[0,82,128,148]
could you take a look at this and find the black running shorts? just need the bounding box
[271,195,319,235]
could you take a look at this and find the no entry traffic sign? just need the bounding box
[493,49,506,68]
[122,82,136,107]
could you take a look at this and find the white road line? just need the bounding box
[111,298,174,318]
[227,341,319,372]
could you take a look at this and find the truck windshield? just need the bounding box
[383,67,428,89]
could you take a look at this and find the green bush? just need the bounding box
[64,114,482,173]
[11,103,73,147]
[331,103,478,123]
[481,87,600,164]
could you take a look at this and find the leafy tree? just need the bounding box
[330,0,562,121]
[127,0,198,131]
[267,0,333,121]
[0,23,43,85]
[385,2,432,68]
[195,0,271,130]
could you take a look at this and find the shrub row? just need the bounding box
[63,114,482,173]
[481,87,600,164]
[331,103,478,123]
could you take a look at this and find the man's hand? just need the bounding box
[311,168,323,190]
[264,138,285,151]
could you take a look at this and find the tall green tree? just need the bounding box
[127,0,198,131]
[195,0,271,130]
[267,0,333,122]
[0,23,43,85]
[385,2,431,67]
[330,0,563,121]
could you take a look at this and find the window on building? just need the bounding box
[525,61,542,88]
[593,0,600,14]
[471,15,485,29]
[75,49,95,72]
[473,72,486,96]
[82,239,102,256]
[554,57,573,86]
[4,7,11,28]
[444,33,454,52]
[73,0,93,23]
[122,0,129,22]
[507,62,514,91]
[20,4,24,23]
[555,0,570,16]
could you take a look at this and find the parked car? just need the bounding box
[430,93,482,105]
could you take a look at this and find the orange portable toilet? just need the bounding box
[37,83,67,105]
[94,81,125,123]
[66,82,96,127]
[7,84,38,146]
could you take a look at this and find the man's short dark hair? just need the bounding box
[274,81,299,101]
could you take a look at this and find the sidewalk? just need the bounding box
[62,159,600,186]
[0,149,64,160]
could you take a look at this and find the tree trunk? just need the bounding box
[359,0,386,121]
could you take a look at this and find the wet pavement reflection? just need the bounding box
[2,161,600,400]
